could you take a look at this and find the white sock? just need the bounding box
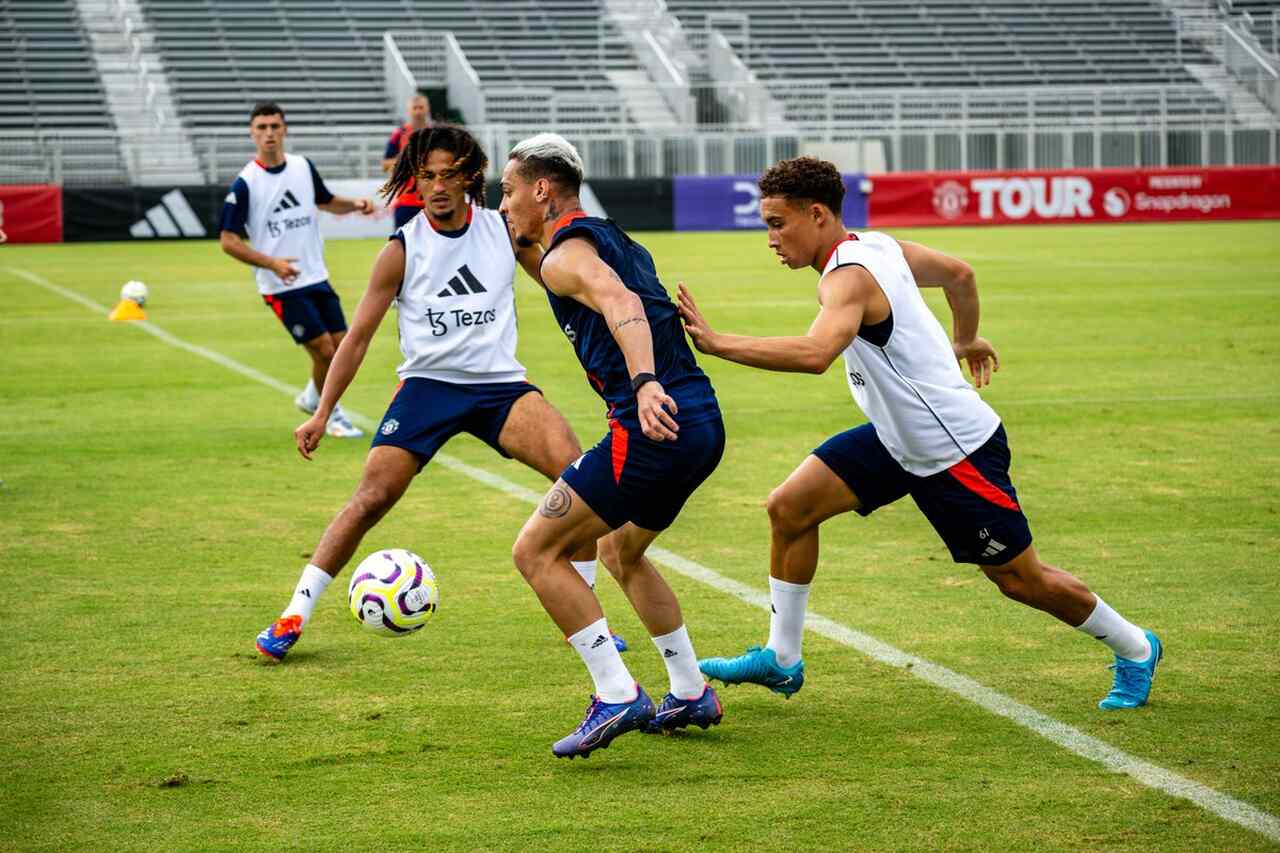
[766,576,810,668]
[281,563,334,627]
[652,624,705,700]
[571,559,598,589]
[568,617,635,703]
[1075,597,1151,661]
[302,378,320,407]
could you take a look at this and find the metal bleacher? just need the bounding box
[0,0,128,183]
[669,0,1213,88]
[139,0,635,130]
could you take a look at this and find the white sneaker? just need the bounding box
[295,389,318,415]
[326,407,363,438]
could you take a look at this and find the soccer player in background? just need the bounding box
[219,101,372,438]
[499,133,725,758]
[381,93,433,232]
[256,125,624,660]
[681,156,1162,711]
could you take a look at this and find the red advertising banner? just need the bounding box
[0,184,63,243]
[867,166,1280,227]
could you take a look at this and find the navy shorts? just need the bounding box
[370,376,540,469]
[813,423,1033,566]
[393,205,423,230]
[561,413,725,532]
[263,281,347,344]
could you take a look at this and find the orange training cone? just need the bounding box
[108,299,147,322]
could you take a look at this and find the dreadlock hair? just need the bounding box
[380,123,489,207]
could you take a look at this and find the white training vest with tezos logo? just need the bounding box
[395,205,525,384]
[826,231,1000,476]
[235,153,329,295]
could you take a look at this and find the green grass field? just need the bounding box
[2,222,1278,851]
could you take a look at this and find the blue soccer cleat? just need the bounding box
[644,684,724,734]
[699,645,805,698]
[552,686,655,759]
[256,614,303,661]
[1098,630,1163,710]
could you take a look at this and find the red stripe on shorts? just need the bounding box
[609,419,629,484]
[263,294,284,320]
[947,459,1020,512]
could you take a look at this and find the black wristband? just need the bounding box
[631,372,657,393]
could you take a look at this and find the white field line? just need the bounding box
[12,265,1280,844]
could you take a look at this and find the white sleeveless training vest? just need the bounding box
[236,153,329,295]
[394,204,526,384]
[825,231,1000,476]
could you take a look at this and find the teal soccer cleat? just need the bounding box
[1098,630,1163,710]
[698,646,804,698]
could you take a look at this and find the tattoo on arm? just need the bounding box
[613,316,648,332]
[539,485,572,519]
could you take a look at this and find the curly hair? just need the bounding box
[380,124,488,207]
[758,156,845,213]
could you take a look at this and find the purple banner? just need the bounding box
[674,173,869,231]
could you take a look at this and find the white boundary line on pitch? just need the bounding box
[11,265,1280,845]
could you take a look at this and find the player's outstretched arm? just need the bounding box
[541,237,678,442]
[295,239,403,459]
[219,230,300,283]
[677,267,867,374]
[513,241,544,286]
[898,239,998,387]
[317,197,375,216]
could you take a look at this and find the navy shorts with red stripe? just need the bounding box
[561,412,725,532]
[812,422,1033,565]
[370,376,541,470]
[262,281,347,344]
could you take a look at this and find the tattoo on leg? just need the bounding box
[539,485,572,518]
[613,316,648,332]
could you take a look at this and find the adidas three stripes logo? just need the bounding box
[436,264,488,298]
[272,190,302,213]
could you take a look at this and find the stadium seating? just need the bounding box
[1230,0,1280,55]
[0,0,116,131]
[139,0,639,130]
[666,0,1215,89]
[0,0,129,183]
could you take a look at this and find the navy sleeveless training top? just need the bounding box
[542,212,718,425]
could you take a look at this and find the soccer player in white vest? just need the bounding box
[255,125,624,660]
[219,101,374,438]
[681,156,1162,711]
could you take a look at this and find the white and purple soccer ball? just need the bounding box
[347,549,439,636]
[120,280,148,306]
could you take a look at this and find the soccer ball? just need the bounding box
[347,549,439,636]
[121,280,148,306]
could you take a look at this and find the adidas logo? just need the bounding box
[981,538,1007,559]
[129,189,208,238]
[590,634,608,649]
[663,648,677,658]
[272,190,301,213]
[436,264,488,298]
[300,589,311,598]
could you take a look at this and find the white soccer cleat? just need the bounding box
[326,407,363,438]
[295,389,318,415]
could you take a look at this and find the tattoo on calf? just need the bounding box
[539,485,572,518]
[613,316,648,332]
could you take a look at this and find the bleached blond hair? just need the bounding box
[508,132,584,193]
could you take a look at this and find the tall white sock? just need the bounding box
[766,576,810,669]
[571,559,598,589]
[302,378,320,408]
[1075,597,1151,661]
[651,624,704,699]
[568,617,635,703]
[281,563,334,627]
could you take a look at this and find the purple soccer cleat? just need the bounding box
[643,683,724,734]
[552,685,655,759]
